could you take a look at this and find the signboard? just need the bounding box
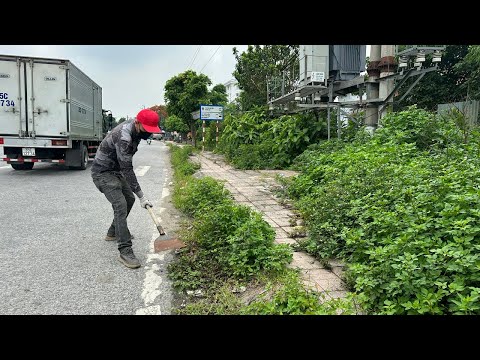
[311,71,325,82]
[200,104,223,120]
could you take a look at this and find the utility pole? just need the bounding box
[378,45,396,120]
[365,45,381,134]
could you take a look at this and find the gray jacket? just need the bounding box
[91,119,144,198]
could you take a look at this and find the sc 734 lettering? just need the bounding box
[0,92,15,106]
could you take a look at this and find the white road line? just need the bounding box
[136,174,169,316]
[136,305,162,315]
[134,165,151,177]
[135,231,165,315]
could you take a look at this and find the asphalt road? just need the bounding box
[0,140,176,315]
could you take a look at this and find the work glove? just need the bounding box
[139,196,153,209]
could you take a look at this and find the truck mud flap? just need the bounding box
[65,148,81,167]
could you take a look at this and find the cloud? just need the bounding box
[0,45,248,119]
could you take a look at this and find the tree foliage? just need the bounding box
[396,45,470,111]
[454,45,480,100]
[164,70,211,146]
[164,70,229,146]
[232,45,299,111]
[149,104,168,131]
[208,84,228,105]
[165,114,189,133]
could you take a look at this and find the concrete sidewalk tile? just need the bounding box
[274,228,289,238]
[301,280,325,293]
[332,266,345,279]
[247,195,273,202]
[236,186,255,192]
[272,218,293,227]
[226,188,240,195]
[263,205,287,212]
[326,259,345,268]
[323,290,348,300]
[290,252,324,270]
[281,226,300,237]
[276,238,297,245]
[263,211,281,218]
[300,271,346,292]
[233,194,249,202]
[244,194,267,200]
[301,268,338,281]
[249,201,267,209]
[268,210,294,217]
[236,201,256,209]
[261,199,280,205]
[263,217,278,227]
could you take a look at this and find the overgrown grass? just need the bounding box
[284,106,480,314]
[175,268,363,315]
[169,144,327,314]
[167,143,363,315]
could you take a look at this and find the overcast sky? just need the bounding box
[0,45,370,120]
[0,45,249,119]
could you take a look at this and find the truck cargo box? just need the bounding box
[0,54,102,140]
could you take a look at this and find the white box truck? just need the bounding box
[0,54,105,170]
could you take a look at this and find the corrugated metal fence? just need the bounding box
[437,100,480,126]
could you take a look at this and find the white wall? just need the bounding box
[224,78,240,103]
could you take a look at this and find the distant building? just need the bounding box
[224,78,240,103]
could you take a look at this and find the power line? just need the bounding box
[200,45,222,73]
[187,45,202,69]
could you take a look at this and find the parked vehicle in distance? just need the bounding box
[152,132,163,140]
[0,54,106,170]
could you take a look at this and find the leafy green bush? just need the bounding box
[219,108,326,169]
[170,144,200,179]
[284,107,480,314]
[172,202,292,288]
[225,212,292,278]
[173,176,233,218]
[375,105,462,150]
[168,154,293,292]
[243,270,361,315]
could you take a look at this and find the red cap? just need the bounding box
[136,109,160,133]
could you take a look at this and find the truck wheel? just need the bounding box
[11,162,34,170]
[79,144,88,170]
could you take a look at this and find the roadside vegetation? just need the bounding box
[281,106,480,314]
[162,45,480,314]
[166,144,359,314]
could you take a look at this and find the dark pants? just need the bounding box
[92,171,136,251]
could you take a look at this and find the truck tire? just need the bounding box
[11,162,34,170]
[68,144,88,170]
[79,144,88,170]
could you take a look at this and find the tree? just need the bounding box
[454,45,480,100]
[395,45,470,111]
[117,117,126,125]
[208,84,228,105]
[232,45,299,111]
[164,70,211,147]
[149,104,168,131]
[164,114,189,134]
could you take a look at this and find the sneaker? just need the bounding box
[105,234,134,241]
[118,247,141,269]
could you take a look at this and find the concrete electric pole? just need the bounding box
[365,45,381,133]
[379,45,396,120]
